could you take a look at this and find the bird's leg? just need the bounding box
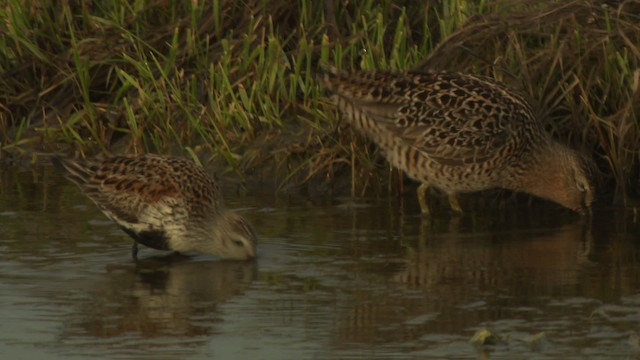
[417,183,430,216]
[131,242,139,259]
[448,193,463,214]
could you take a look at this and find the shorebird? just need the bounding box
[53,154,257,260]
[321,66,594,215]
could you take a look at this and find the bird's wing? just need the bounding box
[380,101,515,166]
[323,67,535,166]
[53,155,179,225]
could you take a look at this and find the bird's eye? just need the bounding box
[232,239,244,247]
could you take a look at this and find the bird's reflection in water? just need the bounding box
[397,217,594,291]
[333,213,594,346]
[63,254,256,344]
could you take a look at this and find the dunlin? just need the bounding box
[53,154,257,259]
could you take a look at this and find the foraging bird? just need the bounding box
[321,66,593,214]
[52,154,257,260]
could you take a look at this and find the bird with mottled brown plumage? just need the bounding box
[53,154,257,260]
[321,66,594,214]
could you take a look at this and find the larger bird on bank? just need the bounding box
[53,154,257,260]
[322,66,593,214]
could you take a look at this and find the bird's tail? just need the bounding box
[51,156,95,187]
[318,63,349,94]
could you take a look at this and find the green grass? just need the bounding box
[1,0,639,205]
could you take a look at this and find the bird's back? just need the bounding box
[52,154,221,232]
[321,67,544,168]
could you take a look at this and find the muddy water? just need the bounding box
[1,165,640,359]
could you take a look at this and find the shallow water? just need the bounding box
[1,165,640,359]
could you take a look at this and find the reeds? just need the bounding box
[1,0,639,204]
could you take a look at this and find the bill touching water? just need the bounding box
[1,165,640,359]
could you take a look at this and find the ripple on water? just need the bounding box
[2,167,640,359]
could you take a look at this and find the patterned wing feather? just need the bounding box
[322,67,535,166]
[55,156,181,225]
[53,155,221,225]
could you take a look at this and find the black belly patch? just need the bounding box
[120,226,171,251]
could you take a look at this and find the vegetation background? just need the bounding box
[1,0,639,206]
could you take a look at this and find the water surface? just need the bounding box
[1,165,640,359]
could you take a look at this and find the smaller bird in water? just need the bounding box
[52,154,257,260]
